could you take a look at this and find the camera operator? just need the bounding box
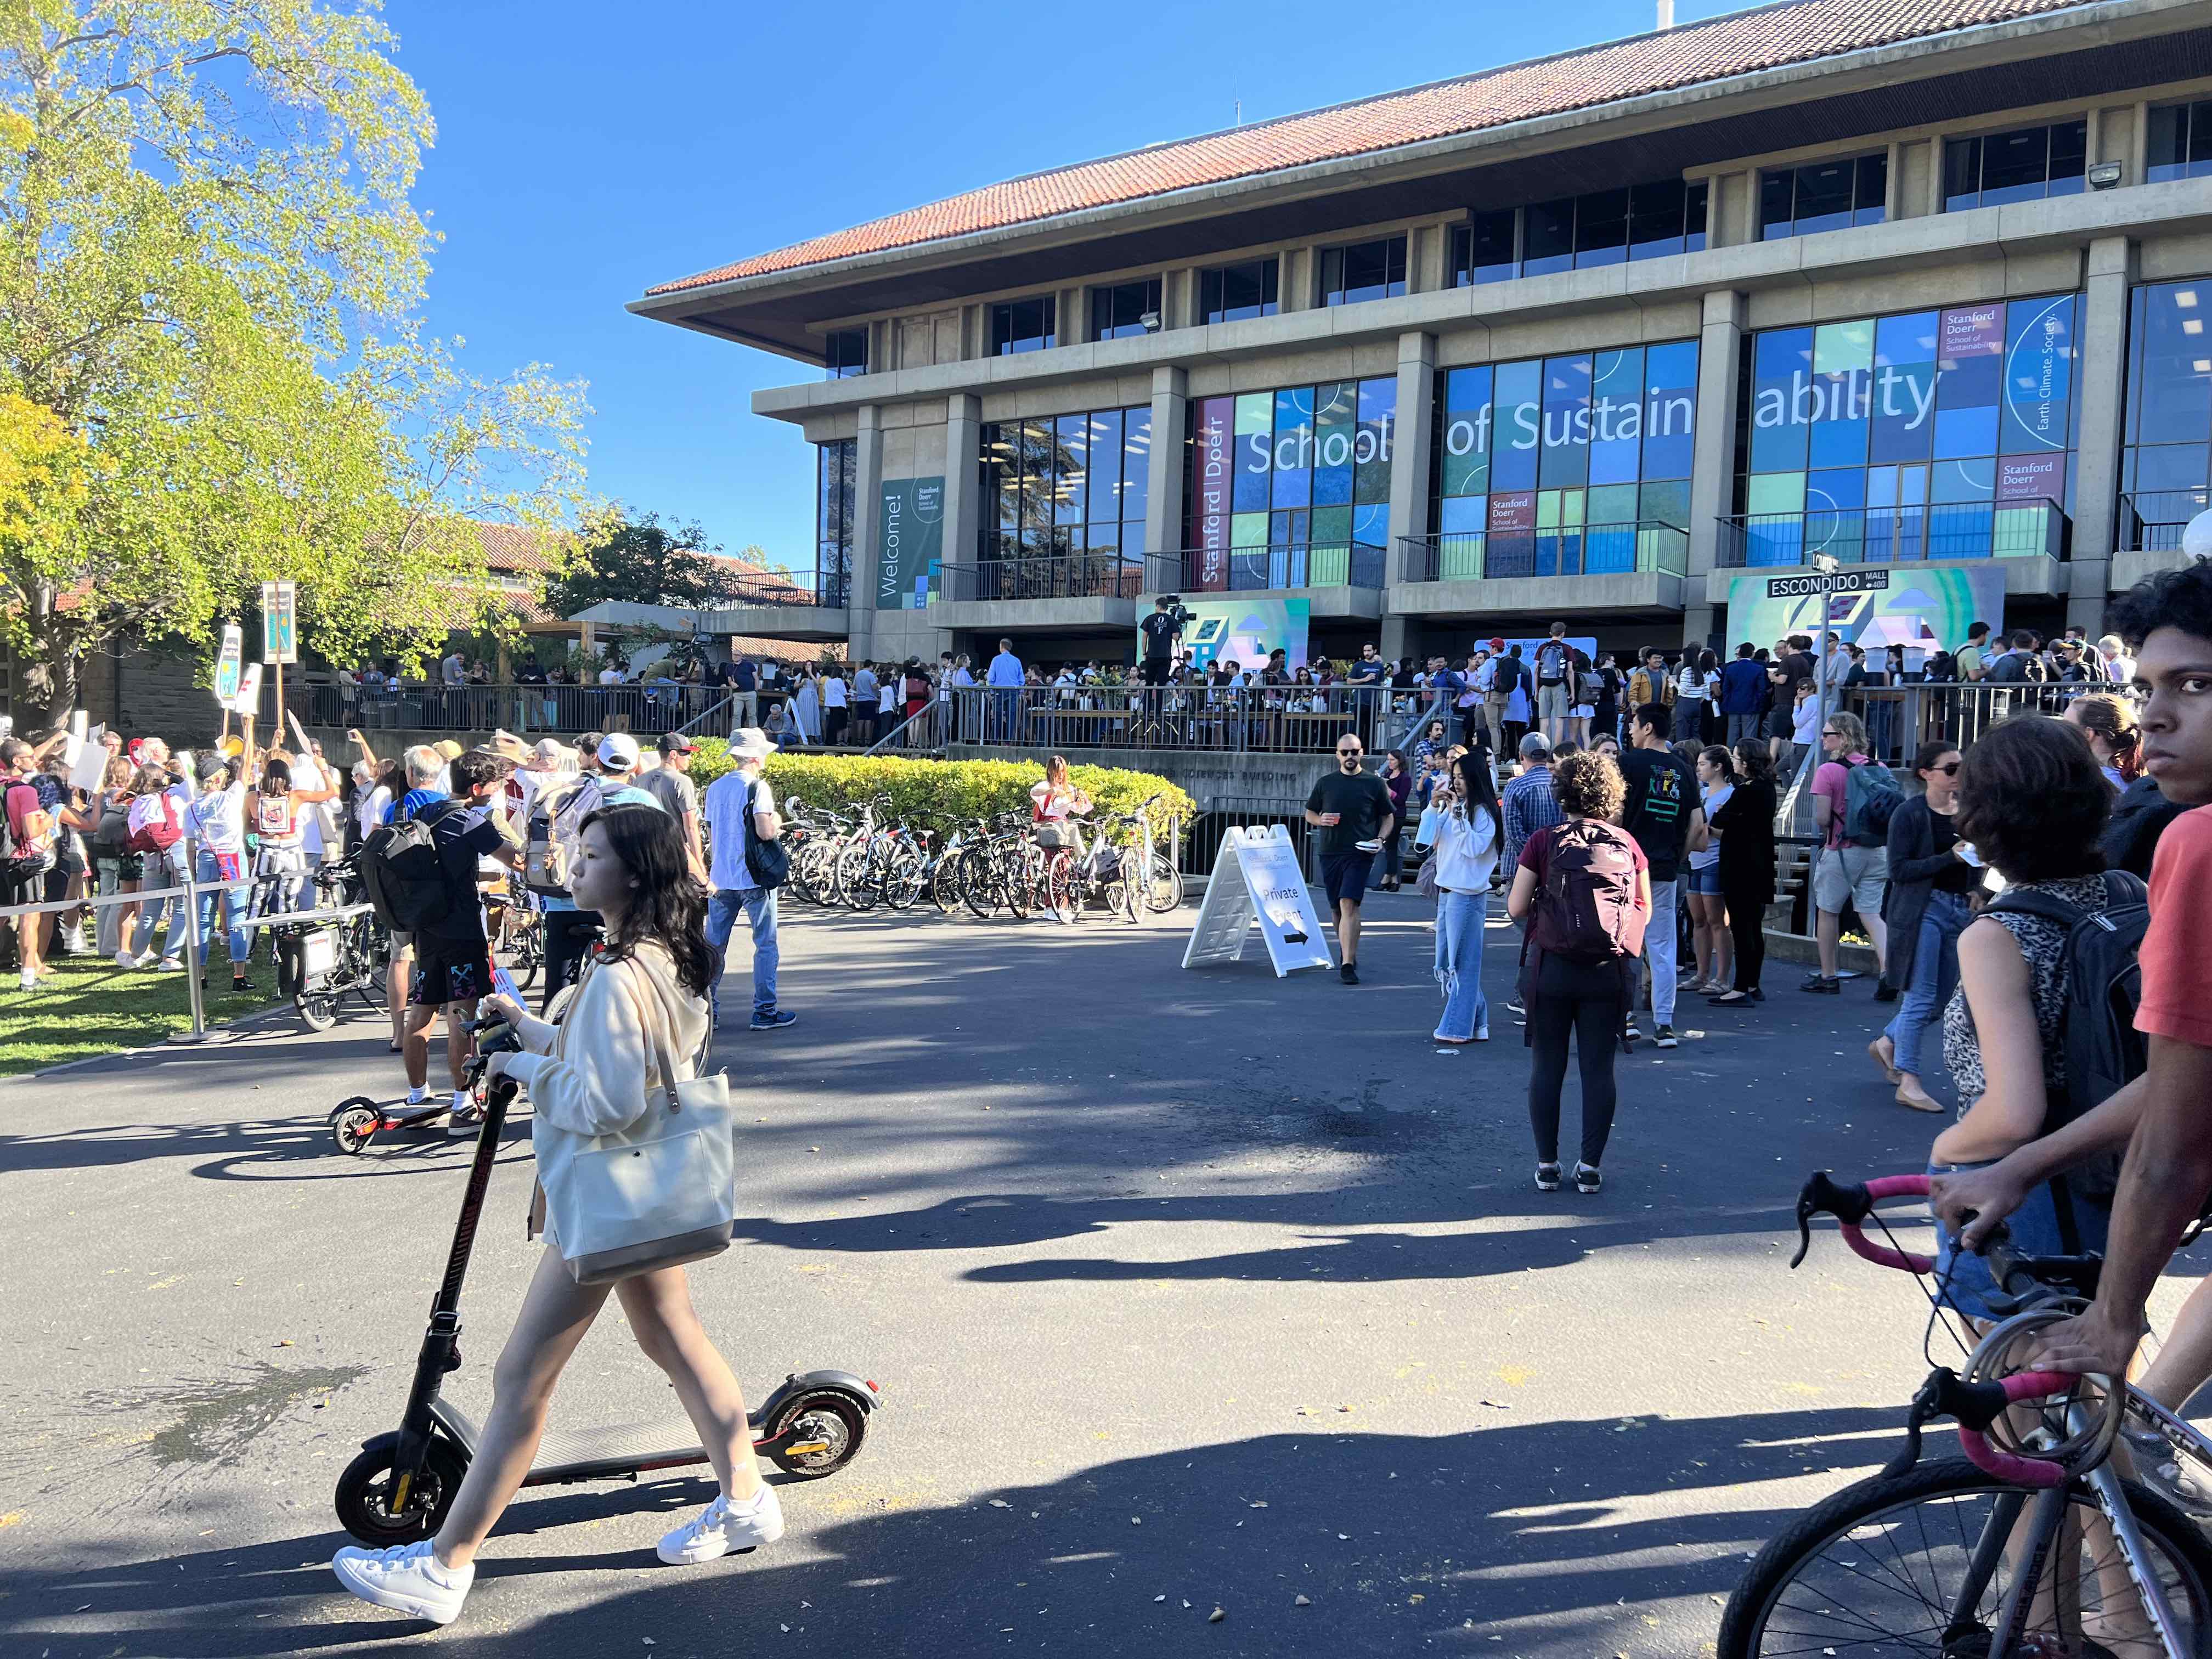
[1140,596,1186,688]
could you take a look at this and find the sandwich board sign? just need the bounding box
[213,625,244,704]
[260,581,297,664]
[1181,824,1334,977]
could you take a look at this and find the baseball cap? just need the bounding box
[531,737,566,766]
[1488,637,1506,652]
[1518,733,1553,760]
[597,733,641,772]
[658,732,697,756]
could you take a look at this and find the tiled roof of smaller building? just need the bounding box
[646,0,2092,297]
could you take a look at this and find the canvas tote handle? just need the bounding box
[614,953,710,1114]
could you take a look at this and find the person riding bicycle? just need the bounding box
[1930,563,2212,1443]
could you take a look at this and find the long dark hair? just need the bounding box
[580,804,714,996]
[1452,748,1503,851]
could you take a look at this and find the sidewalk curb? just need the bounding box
[13,999,308,1081]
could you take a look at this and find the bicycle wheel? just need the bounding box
[881,844,926,911]
[1000,847,1034,921]
[1142,851,1182,914]
[959,847,998,921]
[837,843,880,911]
[929,851,963,915]
[1720,1455,2212,1658]
[1041,850,1076,924]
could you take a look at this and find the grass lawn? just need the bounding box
[0,954,285,1075]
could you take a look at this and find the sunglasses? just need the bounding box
[1932,761,1962,776]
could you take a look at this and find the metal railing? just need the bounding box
[1716,498,2066,568]
[1400,520,1689,582]
[940,682,1418,755]
[1155,542,1387,591]
[2118,489,2210,553]
[934,553,1146,603]
[288,680,774,738]
[720,568,847,608]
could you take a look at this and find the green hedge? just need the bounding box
[687,742,1193,841]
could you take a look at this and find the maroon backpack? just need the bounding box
[1526,819,1647,965]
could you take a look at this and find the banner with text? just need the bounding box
[1724,565,2005,658]
[878,476,944,612]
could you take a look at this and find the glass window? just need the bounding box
[1199,258,1278,324]
[815,438,856,601]
[1183,376,1397,580]
[1090,278,1160,342]
[2148,100,2212,183]
[1318,237,1407,306]
[990,295,1056,356]
[977,406,1150,564]
[1573,189,1628,269]
[1628,180,1686,260]
[1761,151,1887,240]
[1944,121,2088,211]
[1452,209,1516,285]
[823,329,866,379]
[1521,200,1573,277]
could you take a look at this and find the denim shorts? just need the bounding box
[1686,864,1724,896]
[1929,1160,2110,1323]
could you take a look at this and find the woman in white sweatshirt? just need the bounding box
[1427,748,1504,1044]
[331,805,775,1626]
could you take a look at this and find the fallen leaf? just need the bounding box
[988,1499,1011,1509]
[1209,1606,1226,1623]
[1294,1594,1312,1606]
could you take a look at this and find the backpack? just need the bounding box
[126,790,184,855]
[92,794,133,857]
[358,799,470,933]
[1537,640,1568,684]
[737,778,789,890]
[1841,758,1904,847]
[0,780,54,865]
[523,775,601,897]
[1525,820,1648,966]
[1493,655,1524,695]
[1983,872,2151,1215]
[1578,665,1605,701]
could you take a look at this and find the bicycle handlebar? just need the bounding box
[1792,1171,1936,1274]
[1884,1365,2082,1489]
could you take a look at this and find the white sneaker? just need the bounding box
[136,950,162,969]
[154,955,184,973]
[406,1086,428,1107]
[16,968,33,993]
[657,1483,784,1565]
[114,949,137,970]
[330,1539,473,1624]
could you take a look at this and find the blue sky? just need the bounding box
[390,0,1732,570]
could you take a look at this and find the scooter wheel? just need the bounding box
[297,991,337,1032]
[329,1098,380,1155]
[335,1434,467,1544]
[764,1389,868,1480]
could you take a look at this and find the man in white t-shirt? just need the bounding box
[703,727,793,1031]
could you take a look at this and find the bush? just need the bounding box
[689,742,1193,842]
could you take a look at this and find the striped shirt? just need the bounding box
[1500,766,1563,874]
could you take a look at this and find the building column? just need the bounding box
[1686,289,1747,648]
[849,404,884,662]
[943,392,981,579]
[1386,330,1437,588]
[1143,364,1188,591]
[2070,234,2133,633]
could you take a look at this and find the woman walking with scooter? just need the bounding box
[331,805,777,1624]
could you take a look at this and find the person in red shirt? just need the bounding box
[1931,560,2212,1412]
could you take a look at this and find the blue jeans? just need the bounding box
[1641,879,1678,1025]
[192,848,250,966]
[706,887,778,1018]
[1932,1159,2110,1323]
[1885,889,1970,1079]
[1432,888,1489,1040]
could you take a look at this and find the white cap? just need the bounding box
[728,726,777,763]
[531,737,566,768]
[597,733,641,773]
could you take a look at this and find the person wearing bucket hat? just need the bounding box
[703,728,793,1031]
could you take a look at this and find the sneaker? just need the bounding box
[749,1009,798,1032]
[229,974,255,993]
[135,950,162,969]
[1872,981,1899,1003]
[448,1097,480,1136]
[1575,1163,1602,1195]
[1623,1017,1640,1041]
[2123,1427,2212,1518]
[1506,997,1525,1015]
[60,927,84,956]
[1339,962,1359,986]
[657,1483,785,1565]
[406,1085,428,1107]
[1654,1025,1678,1049]
[16,968,32,994]
[1802,974,1841,995]
[154,955,184,973]
[1534,1162,1562,1193]
[114,950,137,970]
[331,1539,473,1624]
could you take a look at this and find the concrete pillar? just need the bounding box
[1143,365,1189,587]
[1386,330,1437,585]
[849,404,884,662]
[2069,235,2132,631]
[1380,616,1410,662]
[1687,289,1747,647]
[943,393,981,586]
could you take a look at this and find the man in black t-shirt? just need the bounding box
[1617,702,1703,1048]
[1139,597,1183,687]
[1304,733,1395,986]
[403,749,521,1127]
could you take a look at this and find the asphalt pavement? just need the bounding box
[4,887,2200,1657]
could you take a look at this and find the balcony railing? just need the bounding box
[2119,489,2210,553]
[941,682,1417,755]
[1400,521,1689,583]
[1716,498,2066,568]
[1161,542,1387,592]
[287,680,769,737]
[933,553,1146,603]
[721,568,847,608]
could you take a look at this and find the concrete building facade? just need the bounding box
[633,0,2212,669]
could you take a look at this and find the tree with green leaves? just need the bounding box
[0,2,591,723]
[545,508,778,616]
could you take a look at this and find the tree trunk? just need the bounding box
[21,639,77,736]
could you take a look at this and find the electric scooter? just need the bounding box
[333,1017,881,1544]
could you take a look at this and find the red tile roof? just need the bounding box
[646,0,2094,298]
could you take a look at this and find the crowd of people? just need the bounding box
[1287,597,2183,1217]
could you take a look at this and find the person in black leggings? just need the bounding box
[1707,738,1778,1006]
[1505,750,1651,1195]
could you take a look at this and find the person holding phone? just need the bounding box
[1304,735,1394,986]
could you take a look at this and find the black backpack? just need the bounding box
[358,799,470,933]
[1983,871,2151,1216]
[737,778,788,890]
[1493,655,1523,694]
